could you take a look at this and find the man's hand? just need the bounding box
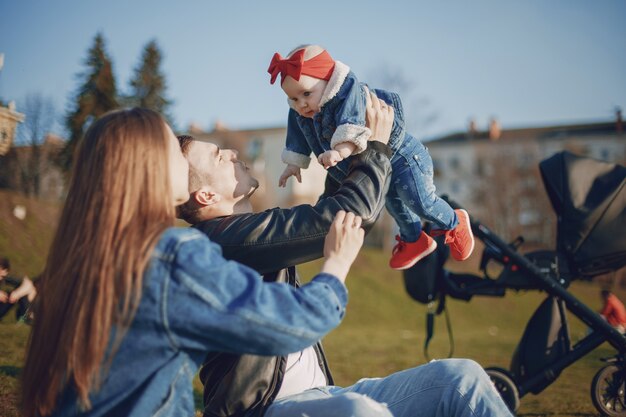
[0,291,8,303]
[278,164,302,188]
[318,150,343,169]
[365,92,394,145]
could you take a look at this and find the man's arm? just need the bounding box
[194,95,393,274]
[195,141,391,274]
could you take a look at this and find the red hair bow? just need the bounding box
[267,49,335,85]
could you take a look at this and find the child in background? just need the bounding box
[0,257,36,322]
[600,289,626,333]
[268,44,475,270]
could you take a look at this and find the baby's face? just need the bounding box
[281,75,327,118]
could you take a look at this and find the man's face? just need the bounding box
[186,141,259,203]
[281,75,327,118]
[0,268,7,279]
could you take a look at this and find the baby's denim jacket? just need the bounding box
[282,61,407,184]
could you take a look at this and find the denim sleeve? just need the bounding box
[331,81,370,153]
[282,109,312,169]
[164,232,348,357]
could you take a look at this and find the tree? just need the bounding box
[63,32,118,171]
[127,40,173,126]
[13,94,57,197]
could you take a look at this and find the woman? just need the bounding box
[21,108,364,417]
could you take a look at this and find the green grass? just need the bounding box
[293,248,617,417]
[0,189,620,416]
[3,247,614,416]
[0,190,61,277]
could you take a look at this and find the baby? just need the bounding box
[268,44,474,270]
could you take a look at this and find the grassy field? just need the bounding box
[291,250,619,417]
[0,189,621,416]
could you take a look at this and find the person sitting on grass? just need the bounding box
[0,256,36,323]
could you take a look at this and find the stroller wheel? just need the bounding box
[485,367,520,414]
[592,364,626,416]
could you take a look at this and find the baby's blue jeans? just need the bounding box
[386,138,458,242]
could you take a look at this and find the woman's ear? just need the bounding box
[193,186,221,207]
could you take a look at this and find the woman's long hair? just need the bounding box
[21,108,176,416]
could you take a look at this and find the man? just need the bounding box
[177,96,512,417]
[0,257,36,322]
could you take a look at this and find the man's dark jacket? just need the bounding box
[193,142,392,417]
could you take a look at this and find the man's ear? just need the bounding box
[193,186,221,207]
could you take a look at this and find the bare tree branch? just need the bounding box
[367,64,439,136]
[13,94,56,196]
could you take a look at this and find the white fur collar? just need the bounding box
[318,61,350,109]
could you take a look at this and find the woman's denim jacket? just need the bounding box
[52,227,347,417]
[282,61,406,185]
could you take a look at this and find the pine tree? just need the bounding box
[128,40,173,126]
[62,32,118,171]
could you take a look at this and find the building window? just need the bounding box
[450,180,460,194]
[449,156,460,170]
[247,139,262,161]
[521,176,536,189]
[518,152,534,169]
[601,148,610,161]
[432,158,442,176]
[475,159,484,176]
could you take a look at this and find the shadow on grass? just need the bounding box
[0,366,21,378]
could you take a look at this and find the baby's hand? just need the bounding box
[318,150,343,169]
[278,165,302,188]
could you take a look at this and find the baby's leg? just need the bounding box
[385,186,422,242]
[392,141,457,231]
[386,186,437,270]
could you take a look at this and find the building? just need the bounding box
[427,111,625,246]
[183,111,626,250]
[0,101,25,156]
[1,133,66,200]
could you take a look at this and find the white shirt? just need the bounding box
[274,346,327,399]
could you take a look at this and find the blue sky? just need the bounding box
[1,0,625,139]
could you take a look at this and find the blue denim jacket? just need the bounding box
[283,62,407,185]
[52,227,347,417]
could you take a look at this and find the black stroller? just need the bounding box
[403,151,626,415]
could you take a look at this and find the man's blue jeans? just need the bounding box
[264,359,513,417]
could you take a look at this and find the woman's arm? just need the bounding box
[166,213,363,356]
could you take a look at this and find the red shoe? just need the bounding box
[434,209,475,261]
[389,232,437,270]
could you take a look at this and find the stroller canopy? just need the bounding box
[539,151,626,276]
